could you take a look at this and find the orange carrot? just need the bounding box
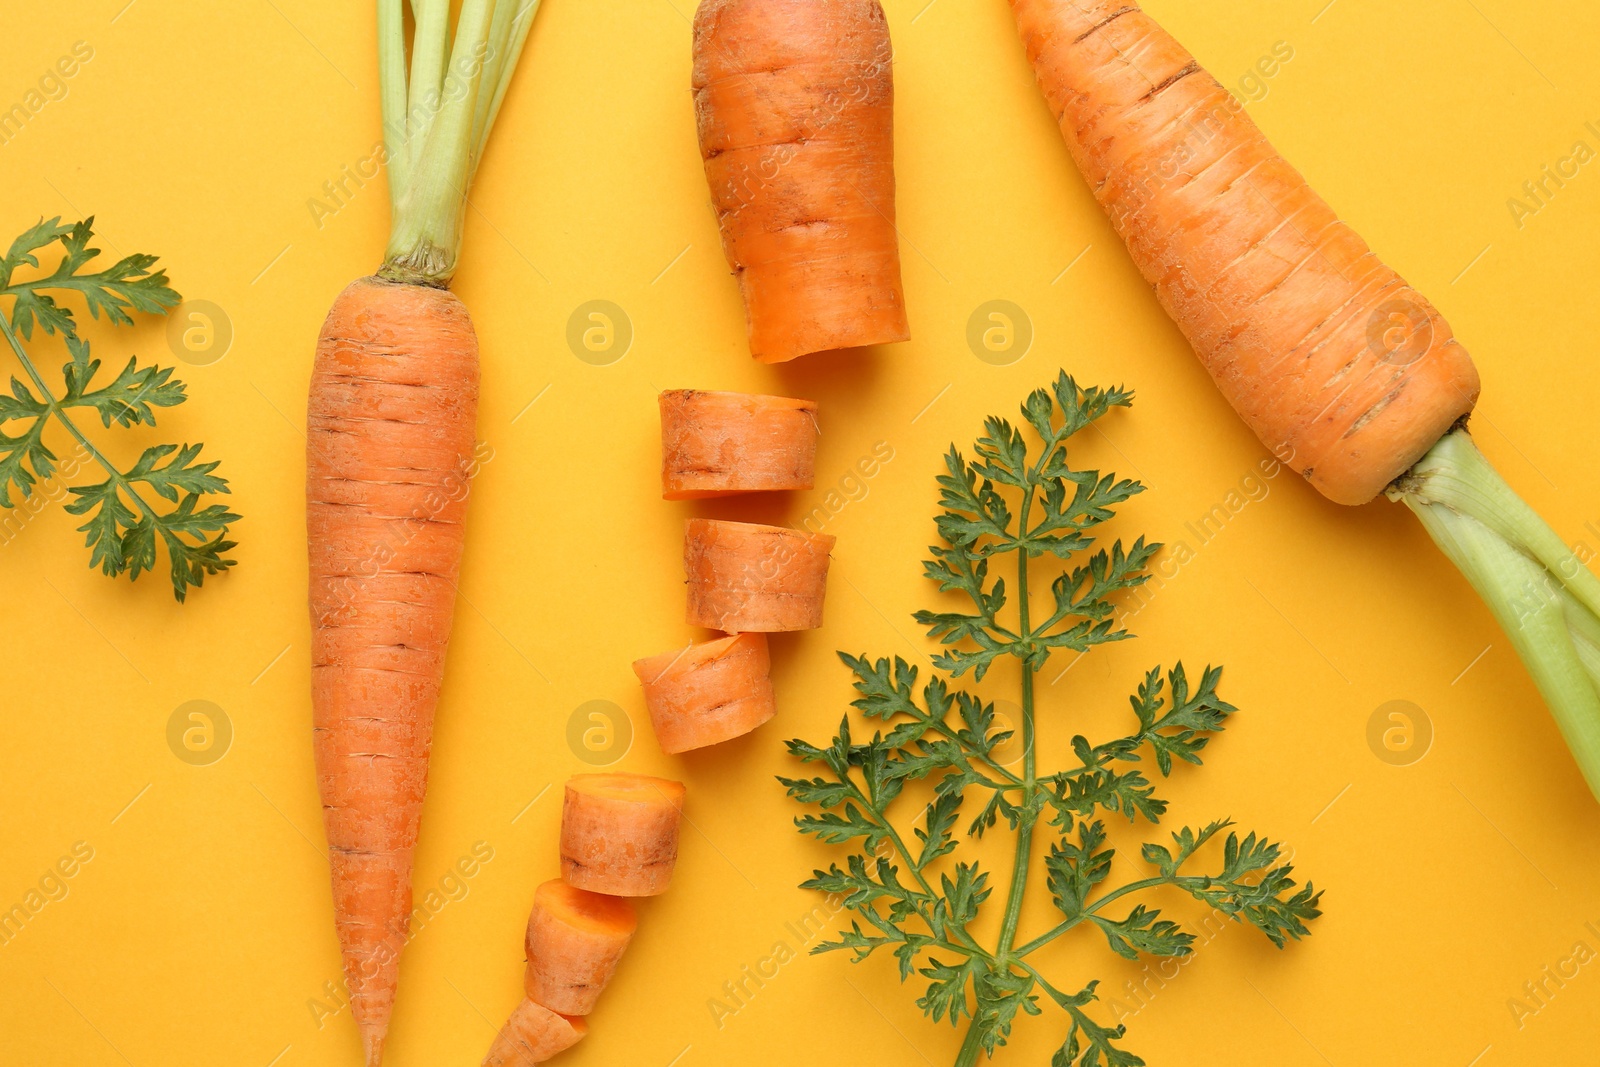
[692,0,910,363]
[632,632,777,753]
[1009,0,1479,505]
[561,774,686,897]
[1008,2,1600,802]
[523,879,638,1015]
[310,3,542,1062]
[685,519,835,632]
[309,278,478,1063]
[482,999,586,1067]
[659,390,819,499]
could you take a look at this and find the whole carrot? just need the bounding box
[693,0,910,362]
[307,2,541,1063]
[1009,0,1600,798]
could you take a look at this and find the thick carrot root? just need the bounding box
[633,633,777,753]
[482,998,587,1067]
[659,390,818,499]
[308,276,479,1063]
[561,774,686,896]
[684,519,834,632]
[523,879,638,1015]
[1009,0,1479,505]
[692,0,910,362]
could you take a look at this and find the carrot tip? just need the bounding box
[362,1028,385,1067]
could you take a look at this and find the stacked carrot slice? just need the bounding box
[483,774,685,1065]
[635,390,835,753]
[485,392,834,1064]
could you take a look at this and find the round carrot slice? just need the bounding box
[683,519,835,632]
[633,633,777,753]
[560,774,686,897]
[659,390,819,499]
[523,879,637,1016]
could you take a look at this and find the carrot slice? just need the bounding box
[523,879,637,1016]
[692,0,910,362]
[684,519,835,632]
[633,633,777,753]
[482,999,586,1067]
[659,390,819,500]
[560,774,686,897]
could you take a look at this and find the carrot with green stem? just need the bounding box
[1008,0,1600,798]
[308,3,541,1064]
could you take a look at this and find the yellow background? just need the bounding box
[3,1,1599,1064]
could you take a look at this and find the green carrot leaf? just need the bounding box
[1,217,237,600]
[784,373,1319,1063]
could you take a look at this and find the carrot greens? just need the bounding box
[0,217,236,601]
[783,374,1321,1066]
[378,0,540,286]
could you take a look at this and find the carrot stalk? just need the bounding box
[311,5,541,1064]
[692,0,910,362]
[1009,0,1600,797]
[1395,432,1600,796]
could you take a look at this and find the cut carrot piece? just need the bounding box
[482,999,586,1067]
[561,774,686,897]
[692,0,910,362]
[632,633,777,753]
[523,879,637,1016]
[659,390,819,500]
[684,519,835,632]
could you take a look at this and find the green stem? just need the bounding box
[376,0,409,216]
[0,314,156,523]
[379,0,542,286]
[1394,428,1600,799]
[995,519,1038,962]
[1013,876,1171,956]
[953,1016,989,1067]
[847,778,991,958]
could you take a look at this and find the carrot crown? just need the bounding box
[377,0,540,286]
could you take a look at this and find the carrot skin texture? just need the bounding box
[482,999,587,1067]
[659,390,819,499]
[684,519,835,632]
[1009,0,1479,505]
[308,276,479,1062]
[523,880,638,1015]
[693,0,910,363]
[560,774,687,896]
[633,632,778,753]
